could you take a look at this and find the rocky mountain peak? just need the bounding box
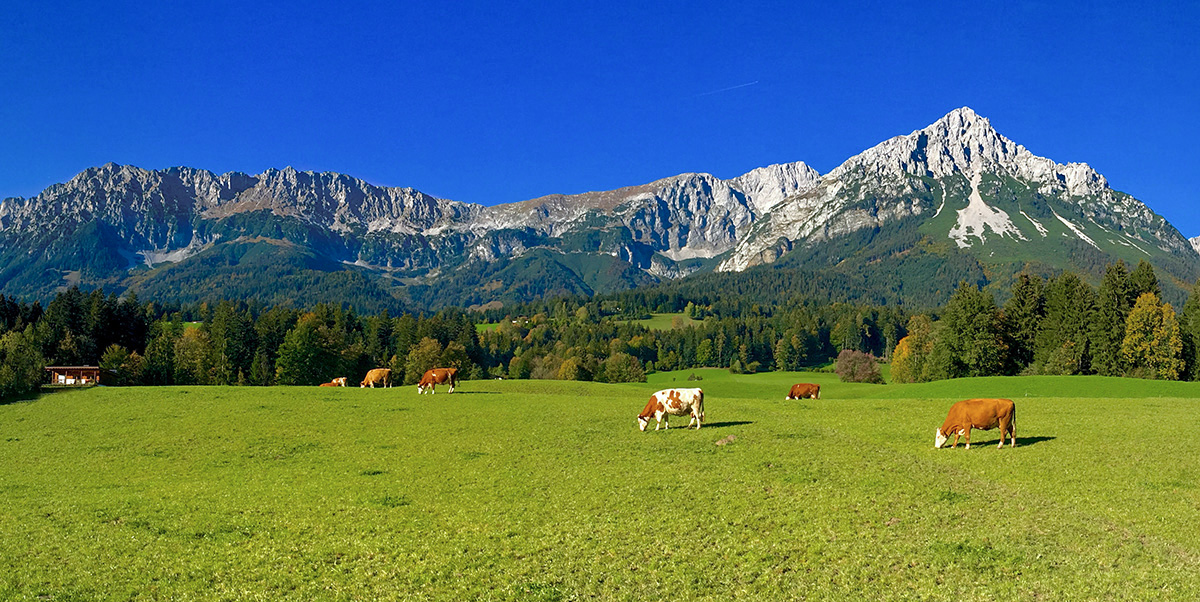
[827,107,1110,199]
[829,106,1022,180]
[730,162,820,213]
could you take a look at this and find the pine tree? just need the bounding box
[1180,279,1200,380]
[1002,274,1045,373]
[1130,260,1161,299]
[1035,272,1096,374]
[274,314,338,386]
[937,282,1005,378]
[696,339,714,367]
[142,328,177,385]
[772,338,791,372]
[1090,262,1133,376]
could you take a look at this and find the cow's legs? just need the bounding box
[1002,421,1015,448]
[964,427,972,450]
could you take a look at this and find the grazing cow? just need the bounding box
[417,367,458,394]
[786,383,820,400]
[360,368,392,388]
[935,398,1016,449]
[638,388,704,431]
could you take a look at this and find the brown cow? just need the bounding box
[360,368,392,388]
[935,398,1016,449]
[318,382,338,387]
[318,377,347,387]
[418,367,458,394]
[786,383,820,400]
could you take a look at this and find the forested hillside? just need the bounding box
[3,259,1200,401]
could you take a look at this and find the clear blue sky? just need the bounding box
[3,1,1198,234]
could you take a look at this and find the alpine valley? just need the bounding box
[2,107,1197,311]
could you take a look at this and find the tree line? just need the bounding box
[891,260,1199,381]
[3,259,1200,400]
[0,285,905,396]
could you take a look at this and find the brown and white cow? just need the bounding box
[786,383,820,400]
[317,377,347,387]
[417,367,458,394]
[935,398,1016,449]
[360,368,392,388]
[638,388,704,431]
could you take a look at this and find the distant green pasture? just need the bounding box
[3,375,1200,600]
[619,311,703,330]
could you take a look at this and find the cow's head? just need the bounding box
[934,428,948,449]
[637,416,650,431]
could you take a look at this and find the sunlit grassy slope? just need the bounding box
[2,374,1199,600]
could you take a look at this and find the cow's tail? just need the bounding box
[699,389,705,421]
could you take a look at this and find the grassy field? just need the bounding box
[3,373,1200,600]
[619,312,704,331]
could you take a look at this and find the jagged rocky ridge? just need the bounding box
[719,107,1193,271]
[1,107,1195,308]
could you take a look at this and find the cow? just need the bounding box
[786,383,820,400]
[935,398,1016,449]
[638,388,704,431]
[318,377,347,387]
[360,368,392,388]
[417,367,458,394]
[318,381,338,387]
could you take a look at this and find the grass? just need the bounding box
[2,374,1200,600]
[619,312,703,331]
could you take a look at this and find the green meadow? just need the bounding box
[619,312,703,331]
[2,373,1200,600]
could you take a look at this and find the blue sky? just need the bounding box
[3,1,1198,234]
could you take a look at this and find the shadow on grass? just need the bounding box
[947,435,1056,448]
[448,391,501,395]
[1016,436,1055,447]
[702,421,754,429]
[0,386,83,406]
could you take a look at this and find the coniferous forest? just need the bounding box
[3,259,1200,400]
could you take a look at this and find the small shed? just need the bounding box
[46,366,103,386]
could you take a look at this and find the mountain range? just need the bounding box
[2,107,1196,311]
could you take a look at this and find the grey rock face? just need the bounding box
[718,107,1193,271]
[1,107,1194,301]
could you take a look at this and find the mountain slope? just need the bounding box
[1,108,1195,309]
